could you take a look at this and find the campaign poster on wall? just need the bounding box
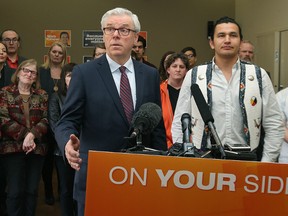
[82,30,103,48]
[45,30,71,47]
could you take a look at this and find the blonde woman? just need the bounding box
[39,41,67,205]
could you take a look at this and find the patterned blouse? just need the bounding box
[0,84,49,155]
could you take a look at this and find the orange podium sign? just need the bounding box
[85,151,288,216]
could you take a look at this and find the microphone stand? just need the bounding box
[136,133,144,150]
[126,133,144,151]
[126,133,159,153]
[207,122,226,159]
[180,113,195,157]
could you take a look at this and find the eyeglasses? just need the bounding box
[2,38,19,43]
[186,54,194,59]
[95,52,105,57]
[65,72,72,78]
[133,45,143,49]
[22,67,37,76]
[103,27,136,36]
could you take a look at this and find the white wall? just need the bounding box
[236,0,288,40]
[236,0,288,89]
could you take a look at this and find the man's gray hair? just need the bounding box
[101,7,141,33]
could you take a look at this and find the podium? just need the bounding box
[85,151,288,216]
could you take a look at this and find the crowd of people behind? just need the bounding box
[0,25,198,216]
[0,6,287,216]
[0,30,78,215]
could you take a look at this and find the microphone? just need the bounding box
[181,113,192,143]
[191,84,226,159]
[130,102,162,138]
[181,113,195,157]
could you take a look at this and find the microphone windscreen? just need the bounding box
[131,103,162,134]
[181,113,191,122]
[191,84,214,124]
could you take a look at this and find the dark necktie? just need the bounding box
[119,66,133,123]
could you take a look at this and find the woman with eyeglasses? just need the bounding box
[0,59,49,216]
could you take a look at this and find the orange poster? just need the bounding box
[45,30,71,47]
[86,151,288,216]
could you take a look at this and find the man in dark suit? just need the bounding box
[55,7,166,216]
